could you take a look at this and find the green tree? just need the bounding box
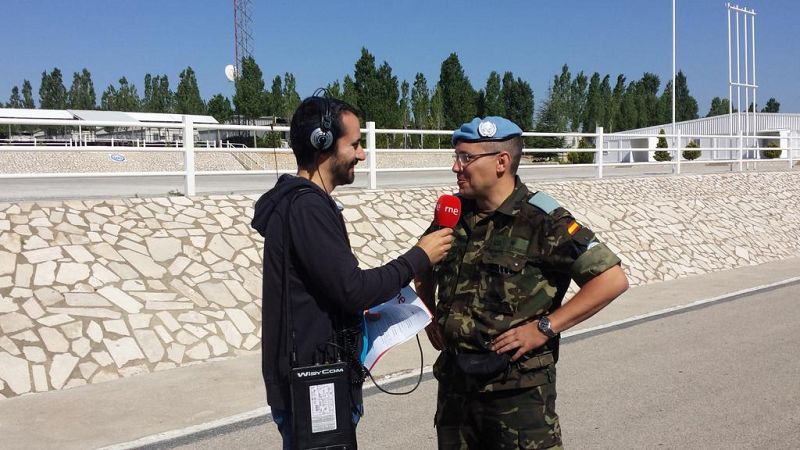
[482,71,504,117]
[142,74,173,113]
[101,77,140,111]
[399,80,411,147]
[67,68,96,110]
[374,61,402,146]
[582,73,602,132]
[706,96,732,117]
[438,53,477,129]
[7,86,23,108]
[282,73,301,120]
[640,72,661,127]
[682,139,701,160]
[342,74,358,111]
[410,73,431,148]
[653,128,672,162]
[609,74,626,132]
[411,73,430,130]
[531,90,565,159]
[400,80,411,129]
[375,61,401,129]
[429,85,445,147]
[501,72,534,131]
[568,69,587,132]
[21,80,35,108]
[268,75,284,118]
[673,71,698,122]
[353,47,379,121]
[617,81,639,131]
[761,98,780,113]
[540,65,576,133]
[175,66,206,115]
[568,137,595,164]
[325,80,342,100]
[233,56,267,122]
[598,75,612,131]
[207,94,233,123]
[39,68,67,109]
[762,141,782,158]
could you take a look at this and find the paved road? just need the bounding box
[146,284,800,449]
[0,162,775,202]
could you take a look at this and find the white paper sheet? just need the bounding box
[361,285,432,371]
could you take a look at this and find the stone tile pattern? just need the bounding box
[2,171,800,399]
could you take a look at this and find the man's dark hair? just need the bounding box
[289,96,358,169]
[484,136,523,174]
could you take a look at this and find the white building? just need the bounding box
[605,113,800,162]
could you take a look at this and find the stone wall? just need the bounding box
[2,171,800,399]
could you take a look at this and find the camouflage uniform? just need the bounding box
[430,177,621,449]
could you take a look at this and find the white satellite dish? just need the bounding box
[224,64,236,82]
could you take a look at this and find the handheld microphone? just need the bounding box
[432,195,461,272]
[434,194,461,229]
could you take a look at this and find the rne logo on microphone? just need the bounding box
[443,206,459,215]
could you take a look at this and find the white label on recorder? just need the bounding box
[309,383,337,433]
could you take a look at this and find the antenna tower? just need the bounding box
[233,0,254,77]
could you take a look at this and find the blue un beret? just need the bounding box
[452,116,523,145]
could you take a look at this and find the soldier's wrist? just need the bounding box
[537,316,558,338]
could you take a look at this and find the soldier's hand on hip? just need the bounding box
[491,321,548,362]
[416,228,454,265]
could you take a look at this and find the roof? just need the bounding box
[609,112,800,138]
[0,108,74,120]
[0,108,218,125]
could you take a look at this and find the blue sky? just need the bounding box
[2,0,798,115]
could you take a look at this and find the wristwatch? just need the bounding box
[537,316,558,338]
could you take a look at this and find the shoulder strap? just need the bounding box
[280,188,315,370]
[527,191,561,215]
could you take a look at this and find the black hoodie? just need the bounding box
[251,174,430,410]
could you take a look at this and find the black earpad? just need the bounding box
[309,90,334,151]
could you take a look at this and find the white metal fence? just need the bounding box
[1,116,798,196]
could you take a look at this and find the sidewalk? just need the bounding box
[2,256,799,450]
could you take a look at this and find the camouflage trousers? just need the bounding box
[435,379,562,449]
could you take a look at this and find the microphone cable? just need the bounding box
[320,335,426,396]
[363,334,425,396]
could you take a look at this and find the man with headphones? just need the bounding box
[251,92,454,449]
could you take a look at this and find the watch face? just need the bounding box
[539,317,554,337]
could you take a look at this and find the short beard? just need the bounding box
[331,155,356,186]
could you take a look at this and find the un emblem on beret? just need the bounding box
[478,120,497,138]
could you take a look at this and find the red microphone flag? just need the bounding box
[434,195,461,228]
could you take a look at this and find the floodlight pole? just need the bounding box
[672,0,676,147]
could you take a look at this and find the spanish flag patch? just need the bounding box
[567,221,581,235]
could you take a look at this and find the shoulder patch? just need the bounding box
[528,191,561,215]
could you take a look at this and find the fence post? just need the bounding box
[596,127,604,179]
[183,116,196,196]
[676,130,682,175]
[738,130,744,172]
[367,121,377,189]
[789,136,794,170]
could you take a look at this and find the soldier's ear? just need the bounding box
[496,152,511,175]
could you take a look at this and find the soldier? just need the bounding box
[415,116,629,449]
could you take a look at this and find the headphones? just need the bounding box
[309,88,334,151]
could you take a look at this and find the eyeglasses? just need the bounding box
[452,151,501,166]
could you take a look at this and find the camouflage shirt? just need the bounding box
[430,177,621,392]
